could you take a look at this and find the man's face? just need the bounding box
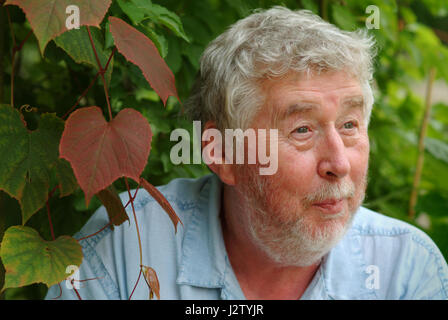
[235,70,370,266]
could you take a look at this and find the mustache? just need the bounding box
[302,180,356,208]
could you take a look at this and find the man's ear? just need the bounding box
[202,121,236,186]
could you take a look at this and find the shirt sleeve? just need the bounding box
[405,231,448,300]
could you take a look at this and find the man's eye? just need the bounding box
[296,126,310,133]
[343,121,355,129]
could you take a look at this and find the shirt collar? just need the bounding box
[176,174,234,290]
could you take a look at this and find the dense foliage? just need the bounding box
[0,0,447,299]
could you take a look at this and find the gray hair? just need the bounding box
[185,6,377,131]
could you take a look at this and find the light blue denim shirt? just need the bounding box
[45,174,448,300]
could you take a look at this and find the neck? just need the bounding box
[220,184,321,300]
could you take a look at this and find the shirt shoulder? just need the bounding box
[340,207,448,299]
[45,174,215,300]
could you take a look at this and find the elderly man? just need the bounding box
[46,7,448,300]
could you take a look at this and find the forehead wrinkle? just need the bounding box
[342,95,364,108]
[272,101,319,128]
[340,95,365,116]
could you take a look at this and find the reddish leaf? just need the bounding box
[59,107,152,206]
[140,177,182,233]
[5,0,112,54]
[142,265,160,300]
[96,185,129,227]
[108,16,179,106]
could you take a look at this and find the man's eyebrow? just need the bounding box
[273,95,365,126]
[342,95,364,110]
[276,101,319,122]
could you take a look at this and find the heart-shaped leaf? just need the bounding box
[5,0,112,54]
[0,105,64,224]
[108,16,179,105]
[5,0,112,55]
[59,106,152,206]
[140,177,182,233]
[0,225,82,290]
[54,26,114,86]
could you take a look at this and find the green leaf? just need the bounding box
[54,158,78,198]
[54,26,114,86]
[225,0,258,17]
[181,43,203,69]
[116,0,145,24]
[117,0,190,43]
[0,225,82,290]
[139,3,190,43]
[425,137,448,164]
[301,0,319,14]
[0,105,64,224]
[415,191,448,218]
[104,21,115,50]
[140,25,168,58]
[331,4,358,31]
[165,36,182,74]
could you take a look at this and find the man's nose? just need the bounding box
[317,129,351,180]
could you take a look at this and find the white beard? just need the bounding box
[240,168,365,267]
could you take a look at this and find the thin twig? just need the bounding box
[62,72,100,119]
[45,201,56,240]
[45,185,60,241]
[62,48,116,119]
[6,6,32,108]
[87,26,113,121]
[128,268,142,300]
[6,6,15,107]
[408,68,437,218]
[125,177,144,300]
[125,177,143,264]
[16,29,32,52]
[124,180,140,209]
[76,222,111,242]
[0,6,6,104]
[72,282,82,300]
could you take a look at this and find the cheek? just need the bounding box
[275,141,316,194]
[349,137,370,181]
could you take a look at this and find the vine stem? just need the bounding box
[124,181,141,209]
[124,177,144,300]
[62,72,99,119]
[62,47,116,120]
[129,269,142,300]
[76,222,111,242]
[6,6,32,108]
[44,185,60,241]
[87,26,113,121]
[72,283,82,300]
[0,6,5,104]
[319,0,328,21]
[408,67,436,218]
[6,6,15,107]
[45,185,60,241]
